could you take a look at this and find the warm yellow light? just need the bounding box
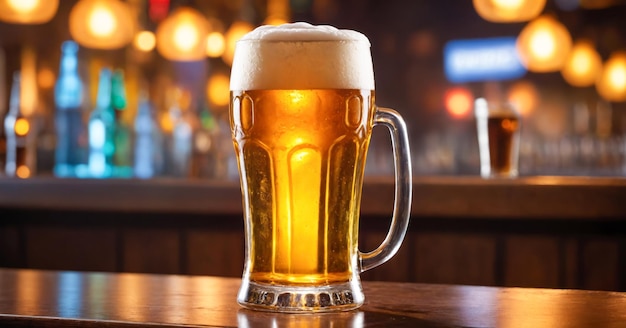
[516,15,572,72]
[0,0,58,24]
[173,23,198,52]
[263,0,291,25]
[37,67,55,89]
[205,32,225,58]
[69,0,134,50]
[156,7,209,61]
[529,31,554,60]
[16,165,31,179]
[8,0,38,13]
[207,73,230,107]
[223,21,254,66]
[609,66,626,88]
[573,55,591,74]
[134,30,156,52]
[572,55,590,75]
[160,113,174,133]
[444,87,473,118]
[265,0,290,25]
[597,52,626,102]
[264,16,289,26]
[473,0,546,23]
[194,130,212,153]
[561,40,602,87]
[14,118,30,136]
[88,5,116,38]
[492,0,524,10]
[507,80,539,116]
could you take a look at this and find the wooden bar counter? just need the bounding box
[1,176,625,292]
[0,176,625,219]
[0,268,625,327]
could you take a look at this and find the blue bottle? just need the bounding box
[133,92,161,179]
[54,41,85,178]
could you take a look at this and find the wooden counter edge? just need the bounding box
[0,176,625,219]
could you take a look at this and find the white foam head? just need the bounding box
[230,22,375,90]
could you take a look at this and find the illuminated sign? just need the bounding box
[444,37,526,83]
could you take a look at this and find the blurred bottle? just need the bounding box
[111,69,132,178]
[0,49,7,175]
[190,104,220,178]
[87,68,115,178]
[133,91,162,179]
[190,106,215,178]
[4,72,33,178]
[54,41,85,178]
[166,88,193,177]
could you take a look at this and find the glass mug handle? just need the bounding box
[359,107,413,272]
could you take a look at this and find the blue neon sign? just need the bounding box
[444,37,526,83]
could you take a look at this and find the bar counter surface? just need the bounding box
[1,176,625,292]
[0,175,625,219]
[0,268,625,328]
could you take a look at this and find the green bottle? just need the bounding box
[111,69,132,178]
[87,68,115,178]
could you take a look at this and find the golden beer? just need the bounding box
[487,115,519,175]
[231,88,374,285]
[230,22,412,312]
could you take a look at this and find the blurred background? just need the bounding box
[0,0,625,180]
[1,0,625,292]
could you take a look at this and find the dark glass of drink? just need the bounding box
[475,99,520,178]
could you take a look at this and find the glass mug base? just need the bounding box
[237,280,364,313]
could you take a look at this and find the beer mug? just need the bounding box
[229,23,412,312]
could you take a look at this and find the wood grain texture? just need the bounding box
[413,232,496,286]
[122,228,180,274]
[0,224,21,267]
[2,221,623,291]
[25,225,117,272]
[562,237,579,289]
[186,229,244,277]
[504,235,560,288]
[581,239,620,291]
[0,269,625,328]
